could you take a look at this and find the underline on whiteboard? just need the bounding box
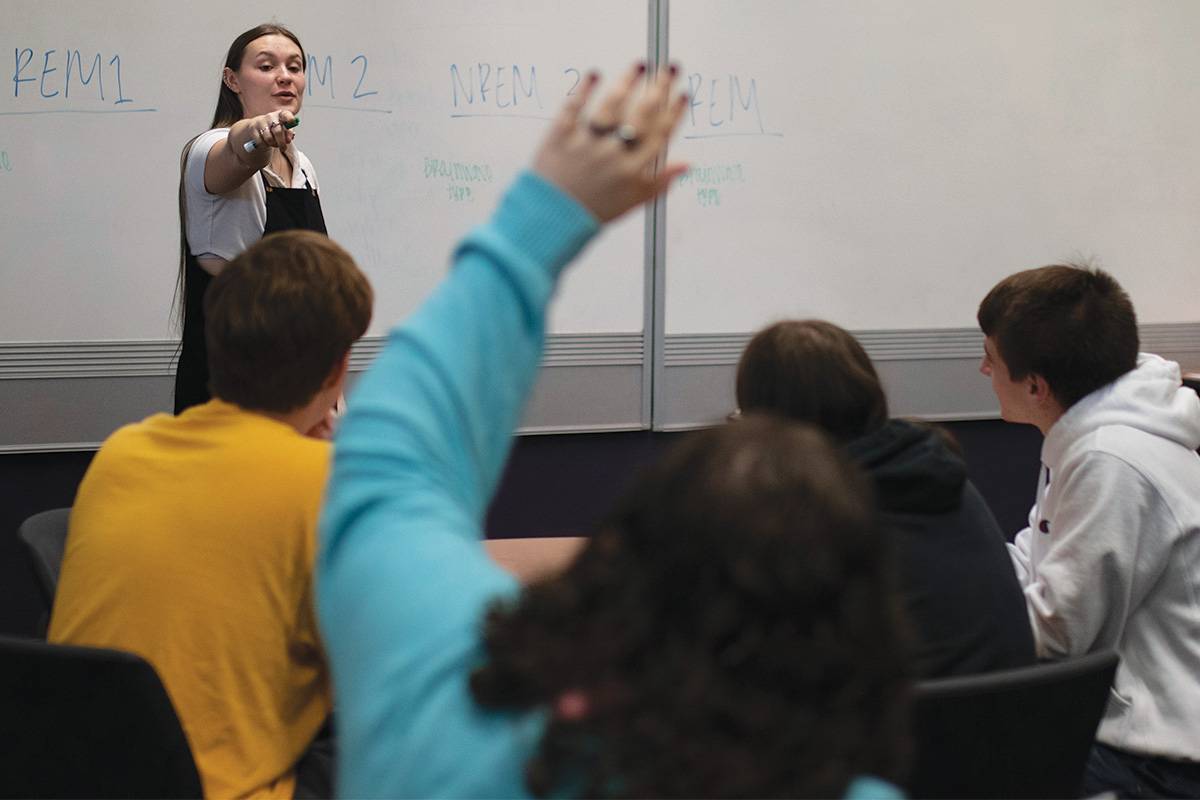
[450,112,555,121]
[683,131,784,139]
[0,108,158,116]
[306,104,394,114]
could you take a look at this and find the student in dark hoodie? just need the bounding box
[736,319,1035,678]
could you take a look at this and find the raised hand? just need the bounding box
[532,63,689,222]
[228,109,297,166]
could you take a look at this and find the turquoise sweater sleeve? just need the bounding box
[317,172,599,799]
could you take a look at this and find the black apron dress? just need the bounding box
[174,168,327,414]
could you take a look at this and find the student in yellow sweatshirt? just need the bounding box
[50,230,372,799]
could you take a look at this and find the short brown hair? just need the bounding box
[205,231,373,412]
[977,264,1138,409]
[736,320,888,441]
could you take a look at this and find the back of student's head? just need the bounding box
[471,415,910,798]
[737,320,889,442]
[977,264,1138,409]
[205,230,373,413]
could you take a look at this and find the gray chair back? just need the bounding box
[17,507,71,608]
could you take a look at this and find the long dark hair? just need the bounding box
[471,417,912,798]
[172,24,306,333]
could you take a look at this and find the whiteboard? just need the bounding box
[6,0,1200,445]
[665,0,1200,334]
[0,0,648,341]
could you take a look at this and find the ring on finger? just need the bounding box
[615,123,640,149]
[268,120,281,129]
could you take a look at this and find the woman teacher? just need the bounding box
[175,24,326,413]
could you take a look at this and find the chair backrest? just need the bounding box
[907,649,1119,799]
[0,635,204,798]
[17,507,71,608]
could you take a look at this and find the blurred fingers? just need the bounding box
[587,61,646,130]
[651,160,690,195]
[633,90,689,172]
[554,71,599,135]
[625,63,676,131]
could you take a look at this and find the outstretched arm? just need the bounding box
[203,109,299,196]
[318,64,687,798]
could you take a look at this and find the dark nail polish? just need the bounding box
[669,64,678,77]
[637,62,647,74]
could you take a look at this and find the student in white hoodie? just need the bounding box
[977,264,1200,798]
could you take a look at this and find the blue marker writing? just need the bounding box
[243,116,300,152]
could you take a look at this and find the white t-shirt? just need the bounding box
[184,127,320,261]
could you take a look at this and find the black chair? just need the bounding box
[1182,371,1200,396]
[0,635,203,798]
[907,649,1119,799]
[17,507,71,608]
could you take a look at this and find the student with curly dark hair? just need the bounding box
[736,319,1035,679]
[318,65,909,798]
[472,417,910,798]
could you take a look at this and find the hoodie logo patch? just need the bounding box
[1039,519,1050,534]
